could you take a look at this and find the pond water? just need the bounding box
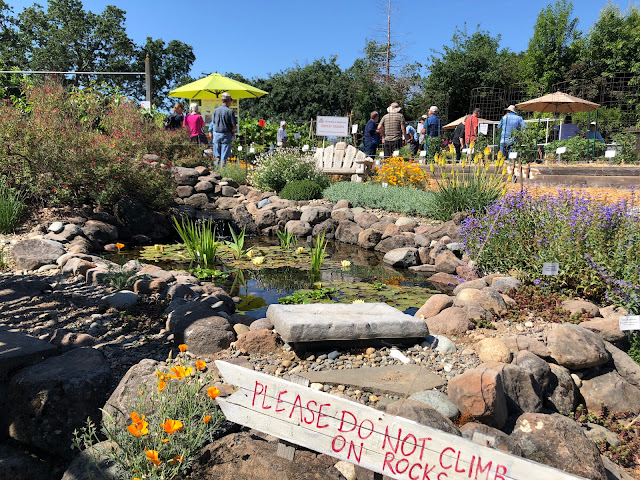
[108,236,442,319]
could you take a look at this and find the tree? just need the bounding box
[525,0,581,92]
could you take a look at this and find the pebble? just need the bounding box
[310,383,323,391]
[524,321,534,328]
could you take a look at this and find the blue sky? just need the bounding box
[6,0,638,80]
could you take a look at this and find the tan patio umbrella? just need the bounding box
[443,114,498,130]
[516,91,600,113]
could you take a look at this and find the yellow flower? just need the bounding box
[483,146,491,157]
[145,450,161,466]
[341,260,351,269]
[158,379,167,392]
[161,419,184,434]
[196,360,207,371]
[296,247,305,254]
[252,256,265,265]
[208,386,220,400]
[162,438,170,443]
[203,415,212,423]
[429,163,434,172]
[126,412,148,437]
[353,299,365,304]
[246,249,255,258]
[449,143,455,153]
[178,344,187,352]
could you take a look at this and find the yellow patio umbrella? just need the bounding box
[443,114,498,130]
[168,73,268,100]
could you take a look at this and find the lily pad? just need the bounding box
[139,244,191,263]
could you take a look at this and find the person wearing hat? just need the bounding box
[420,106,442,138]
[498,105,526,155]
[377,102,406,157]
[277,121,288,147]
[209,92,237,166]
[585,122,604,143]
[363,111,381,156]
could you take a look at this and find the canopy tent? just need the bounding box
[443,114,498,130]
[168,73,268,100]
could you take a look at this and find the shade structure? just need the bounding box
[443,114,499,130]
[516,91,600,113]
[168,73,268,100]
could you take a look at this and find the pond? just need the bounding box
[108,236,442,319]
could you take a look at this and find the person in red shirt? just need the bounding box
[464,108,481,147]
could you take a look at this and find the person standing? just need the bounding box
[164,103,184,130]
[183,103,206,144]
[498,105,526,155]
[464,108,481,146]
[363,111,380,156]
[377,102,406,157]
[209,92,237,166]
[417,114,427,149]
[421,106,442,138]
[404,123,419,155]
[277,121,288,147]
[452,121,466,162]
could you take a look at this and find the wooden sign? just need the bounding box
[619,315,640,331]
[215,361,584,480]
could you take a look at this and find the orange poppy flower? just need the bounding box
[162,438,170,443]
[161,419,184,434]
[169,366,192,379]
[145,449,161,466]
[169,455,183,465]
[126,412,149,436]
[203,415,211,423]
[116,242,125,250]
[196,360,206,371]
[207,386,220,400]
[158,380,167,392]
[178,344,187,352]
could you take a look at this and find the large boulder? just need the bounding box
[335,221,363,244]
[484,362,543,415]
[383,247,419,268]
[358,228,382,249]
[6,348,112,460]
[172,166,200,185]
[544,363,578,414]
[499,335,551,359]
[407,390,460,419]
[11,239,65,270]
[460,423,522,456]
[475,339,512,363]
[414,294,453,320]
[0,330,57,381]
[113,196,154,236]
[255,209,277,229]
[512,350,552,391]
[300,206,331,225]
[561,299,601,317]
[454,287,508,315]
[82,220,118,244]
[166,302,233,342]
[425,307,471,335]
[231,205,259,235]
[604,341,640,388]
[374,235,414,253]
[546,324,609,369]
[0,443,60,480]
[235,329,278,354]
[414,220,459,241]
[580,317,626,343]
[62,441,121,480]
[284,220,312,237]
[353,211,379,229]
[183,317,235,355]
[312,218,338,238]
[276,207,302,223]
[510,413,606,480]
[331,208,354,223]
[580,369,640,414]
[434,250,466,274]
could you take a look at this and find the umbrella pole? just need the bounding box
[593,109,598,161]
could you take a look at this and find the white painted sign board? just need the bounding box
[542,263,559,276]
[508,152,518,159]
[479,123,489,135]
[250,147,256,153]
[215,361,584,480]
[317,116,349,137]
[619,315,640,331]
[420,150,427,157]
[393,150,400,157]
[140,101,151,110]
[605,150,616,158]
[302,144,310,152]
[237,146,243,151]
[352,124,359,134]
[556,147,567,155]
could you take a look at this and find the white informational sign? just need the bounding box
[419,150,427,157]
[250,147,256,153]
[478,123,489,135]
[392,150,400,157]
[462,148,470,154]
[556,147,567,155]
[316,116,349,137]
[140,101,151,110]
[237,146,243,151]
[605,150,616,158]
[302,145,310,152]
[351,124,358,134]
[542,263,559,276]
[294,133,301,140]
[619,316,640,331]
[215,361,583,480]
[509,152,518,159]
[379,152,384,157]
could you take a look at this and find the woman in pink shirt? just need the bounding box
[183,103,206,144]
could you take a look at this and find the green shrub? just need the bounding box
[279,180,323,201]
[323,182,437,216]
[0,177,25,233]
[547,137,606,162]
[611,133,640,164]
[217,162,247,185]
[249,148,329,192]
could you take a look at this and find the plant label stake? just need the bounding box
[555,146,566,163]
[542,263,559,276]
[392,150,400,157]
[619,315,640,331]
[214,360,585,480]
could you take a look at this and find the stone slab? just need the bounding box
[300,364,446,396]
[0,330,58,380]
[267,303,428,343]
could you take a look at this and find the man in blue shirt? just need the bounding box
[209,92,237,166]
[420,106,442,138]
[586,122,604,143]
[363,111,380,156]
[404,123,419,155]
[498,105,526,155]
[559,115,581,140]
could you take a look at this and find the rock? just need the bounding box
[312,218,338,238]
[11,239,66,270]
[499,335,551,359]
[235,329,278,354]
[276,207,302,223]
[414,220,459,241]
[81,220,118,244]
[561,299,601,317]
[221,185,237,197]
[475,338,512,363]
[485,362,543,415]
[331,207,354,223]
[255,209,277,229]
[374,235,414,253]
[604,341,640,388]
[353,211,379,229]
[335,221,363,244]
[176,185,194,198]
[455,265,480,281]
[300,206,331,225]
[448,365,508,428]
[580,369,640,414]
[454,287,508,315]
[583,423,621,448]
[285,220,312,237]
[167,302,232,337]
[452,278,489,295]
[434,250,465,274]
[213,197,240,210]
[414,294,453,320]
[44,329,96,351]
[512,350,552,391]
[133,278,168,295]
[48,221,64,234]
[6,348,112,460]
[460,423,522,456]
[545,363,578,414]
[490,276,522,294]
[409,264,437,276]
[429,334,457,354]
[408,390,460,419]
[601,456,634,480]
[357,228,382,249]
[425,272,464,290]
[333,199,350,209]
[184,193,210,208]
[546,324,609,369]
[0,443,60,480]
[580,317,626,343]
[194,180,214,193]
[383,247,419,268]
[172,166,200,185]
[188,431,345,479]
[250,318,274,331]
[464,301,494,324]
[44,223,83,242]
[61,257,96,276]
[102,290,138,309]
[183,317,235,355]
[511,413,606,480]
[0,330,57,381]
[113,197,154,236]
[425,307,471,335]
[386,399,460,435]
[231,205,259,235]
[381,223,402,239]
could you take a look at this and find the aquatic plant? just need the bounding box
[173,217,220,268]
[310,232,327,273]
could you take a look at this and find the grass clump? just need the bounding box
[279,180,323,201]
[101,267,147,291]
[73,345,224,480]
[323,182,436,216]
[0,177,25,233]
[217,162,248,185]
[249,148,328,193]
[173,217,220,268]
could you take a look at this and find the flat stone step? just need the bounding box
[528,174,638,189]
[267,303,428,344]
[300,364,446,396]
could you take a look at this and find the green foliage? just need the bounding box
[216,163,247,185]
[547,137,606,163]
[323,182,437,217]
[279,180,324,201]
[503,285,594,324]
[0,176,24,233]
[279,286,337,304]
[310,232,327,273]
[73,349,224,479]
[611,133,640,164]
[224,226,247,260]
[249,149,329,193]
[100,267,146,291]
[629,334,640,366]
[191,267,229,283]
[172,217,220,268]
[276,229,297,249]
